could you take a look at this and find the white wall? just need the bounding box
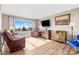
[0,12,2,31]
[0,5,2,31]
[41,8,79,40]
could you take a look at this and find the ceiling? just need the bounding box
[2,4,79,19]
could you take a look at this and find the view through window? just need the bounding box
[15,20,33,31]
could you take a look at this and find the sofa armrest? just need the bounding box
[12,37,25,47]
[13,37,25,41]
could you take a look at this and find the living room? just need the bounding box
[0,4,79,55]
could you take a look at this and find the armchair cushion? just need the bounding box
[13,36,25,41]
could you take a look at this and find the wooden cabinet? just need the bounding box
[56,31,67,43]
[41,30,51,39]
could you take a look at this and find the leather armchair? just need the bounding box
[31,28,39,37]
[1,29,25,53]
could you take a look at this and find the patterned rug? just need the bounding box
[26,37,51,50]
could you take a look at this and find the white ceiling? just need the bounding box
[2,4,79,19]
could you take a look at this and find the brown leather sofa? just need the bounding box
[1,29,25,53]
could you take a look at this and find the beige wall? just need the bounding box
[2,14,9,30]
[40,8,79,40]
[0,11,2,31]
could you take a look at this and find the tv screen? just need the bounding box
[42,20,50,26]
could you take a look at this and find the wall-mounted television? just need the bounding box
[41,20,50,27]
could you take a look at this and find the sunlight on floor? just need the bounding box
[26,37,51,51]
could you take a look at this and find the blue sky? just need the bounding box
[15,20,33,28]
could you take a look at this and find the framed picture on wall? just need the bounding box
[55,14,70,25]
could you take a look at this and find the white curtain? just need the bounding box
[9,16,14,30]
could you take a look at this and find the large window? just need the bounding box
[15,20,33,31]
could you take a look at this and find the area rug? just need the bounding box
[26,37,51,50]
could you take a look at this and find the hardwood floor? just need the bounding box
[2,37,76,55]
